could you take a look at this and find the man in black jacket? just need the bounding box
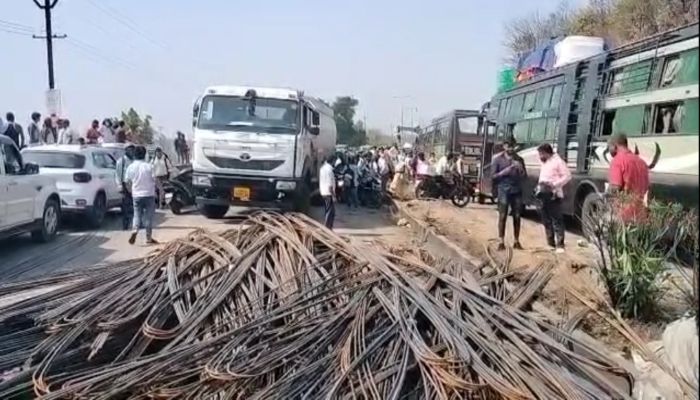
[3,112,24,149]
[491,137,527,250]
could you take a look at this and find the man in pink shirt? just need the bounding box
[536,143,572,252]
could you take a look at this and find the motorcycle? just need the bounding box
[415,173,473,208]
[358,176,383,209]
[168,166,195,215]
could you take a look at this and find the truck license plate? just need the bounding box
[232,187,250,201]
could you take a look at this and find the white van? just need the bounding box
[191,86,336,218]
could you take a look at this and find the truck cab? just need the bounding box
[191,86,336,218]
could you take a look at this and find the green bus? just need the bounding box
[481,22,698,232]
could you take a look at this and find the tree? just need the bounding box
[332,96,366,146]
[120,108,155,145]
[503,1,574,64]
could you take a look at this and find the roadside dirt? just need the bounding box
[398,199,666,351]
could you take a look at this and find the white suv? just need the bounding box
[21,145,122,228]
[0,136,61,242]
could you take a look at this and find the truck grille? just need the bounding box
[207,156,284,171]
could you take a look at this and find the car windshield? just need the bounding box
[23,151,86,169]
[197,95,300,134]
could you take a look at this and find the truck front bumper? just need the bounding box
[193,172,302,209]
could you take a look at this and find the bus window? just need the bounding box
[653,102,683,134]
[509,94,524,116]
[513,121,530,144]
[458,117,479,134]
[523,92,537,113]
[530,119,547,142]
[682,98,699,134]
[613,105,645,136]
[545,118,559,140]
[536,86,554,110]
[550,85,563,110]
[497,99,506,118]
[601,111,615,136]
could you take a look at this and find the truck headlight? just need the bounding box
[193,175,212,187]
[275,181,296,191]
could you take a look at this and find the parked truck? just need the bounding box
[191,86,337,218]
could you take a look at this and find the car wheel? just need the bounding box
[88,193,107,228]
[170,194,183,215]
[200,204,229,219]
[32,199,60,243]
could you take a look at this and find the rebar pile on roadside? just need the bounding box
[0,212,632,399]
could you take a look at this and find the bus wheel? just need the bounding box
[581,192,604,241]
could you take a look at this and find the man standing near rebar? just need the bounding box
[125,146,158,245]
[491,137,526,250]
[319,154,337,229]
[607,133,650,223]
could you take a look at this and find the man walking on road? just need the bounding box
[536,143,571,253]
[491,137,526,251]
[320,154,337,229]
[116,145,135,230]
[125,146,158,245]
[607,133,650,223]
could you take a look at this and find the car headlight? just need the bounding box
[193,175,212,187]
[275,181,296,191]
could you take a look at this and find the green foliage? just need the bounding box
[591,197,698,320]
[332,96,366,146]
[120,108,155,145]
[503,0,699,62]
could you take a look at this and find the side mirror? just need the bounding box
[23,162,39,175]
[312,111,320,126]
[309,127,320,136]
[192,100,200,128]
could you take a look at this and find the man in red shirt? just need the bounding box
[607,134,650,222]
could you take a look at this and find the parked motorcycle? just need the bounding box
[415,174,473,208]
[169,166,195,215]
[358,176,383,209]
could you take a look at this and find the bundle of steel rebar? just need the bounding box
[0,212,632,399]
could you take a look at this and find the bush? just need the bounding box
[588,197,697,320]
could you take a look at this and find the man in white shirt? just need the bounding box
[57,119,78,144]
[125,146,158,245]
[319,154,337,229]
[99,119,115,143]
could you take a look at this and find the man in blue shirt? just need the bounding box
[491,137,527,250]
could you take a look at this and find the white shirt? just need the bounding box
[125,160,156,198]
[58,127,78,144]
[151,156,169,177]
[99,126,114,143]
[378,157,390,175]
[319,162,335,197]
[435,156,448,175]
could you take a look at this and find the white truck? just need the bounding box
[191,86,337,218]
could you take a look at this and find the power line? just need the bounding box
[0,19,34,32]
[65,37,138,71]
[0,27,33,37]
[83,0,166,50]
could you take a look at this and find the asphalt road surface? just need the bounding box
[0,204,404,283]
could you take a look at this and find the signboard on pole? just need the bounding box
[46,89,62,116]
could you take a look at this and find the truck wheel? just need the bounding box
[294,180,311,214]
[32,199,60,243]
[201,204,229,219]
[88,193,107,229]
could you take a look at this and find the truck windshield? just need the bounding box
[197,95,300,134]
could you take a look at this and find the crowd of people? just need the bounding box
[0,110,191,164]
[324,133,650,257]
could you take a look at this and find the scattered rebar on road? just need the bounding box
[0,212,633,399]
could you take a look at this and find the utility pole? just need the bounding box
[32,0,66,89]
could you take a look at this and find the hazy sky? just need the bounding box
[3,0,571,136]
